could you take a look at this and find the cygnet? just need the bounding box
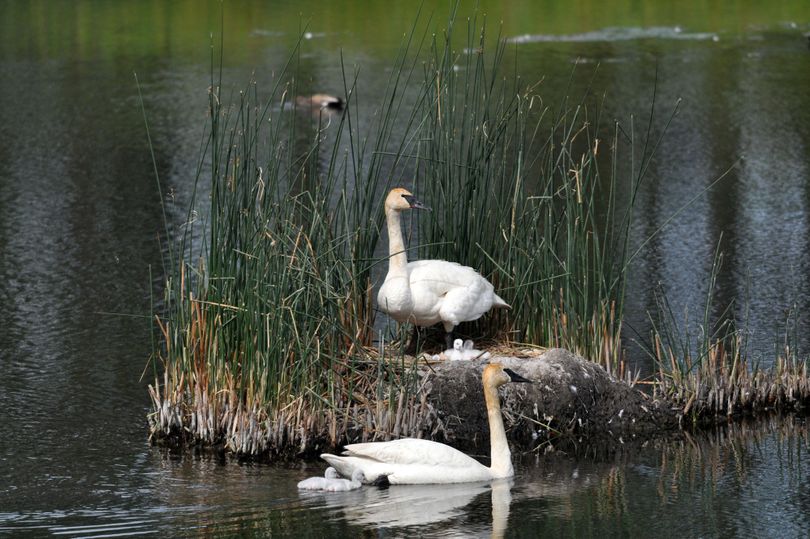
[298,466,340,490]
[443,339,490,360]
[297,467,364,491]
[322,468,365,491]
[445,338,466,360]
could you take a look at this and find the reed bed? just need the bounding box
[147,13,681,457]
[413,20,640,378]
[651,323,810,423]
[647,250,810,423]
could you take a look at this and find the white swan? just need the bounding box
[320,363,531,484]
[297,467,364,491]
[377,188,509,348]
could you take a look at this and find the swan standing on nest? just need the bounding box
[377,187,510,349]
[321,363,531,484]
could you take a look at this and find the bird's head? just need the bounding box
[385,187,431,212]
[483,363,532,389]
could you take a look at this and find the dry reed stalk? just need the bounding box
[651,334,810,423]
[148,344,443,458]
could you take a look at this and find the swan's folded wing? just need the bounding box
[407,260,487,290]
[407,260,499,323]
[343,438,483,468]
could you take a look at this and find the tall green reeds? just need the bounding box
[148,12,645,456]
[414,17,637,374]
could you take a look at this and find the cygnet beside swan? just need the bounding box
[297,467,364,491]
[377,188,509,349]
[445,338,466,360]
[321,363,531,484]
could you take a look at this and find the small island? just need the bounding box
[147,18,810,463]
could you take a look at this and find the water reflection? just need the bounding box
[318,480,507,536]
[512,416,810,537]
[2,416,806,537]
[508,26,720,44]
[651,417,810,535]
[159,418,809,537]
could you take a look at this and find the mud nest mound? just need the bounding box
[423,348,680,452]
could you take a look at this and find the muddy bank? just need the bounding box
[422,348,680,451]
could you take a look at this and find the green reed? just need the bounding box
[412,14,650,375]
[148,11,651,454]
[645,243,810,422]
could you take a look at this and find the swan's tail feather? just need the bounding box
[493,294,510,309]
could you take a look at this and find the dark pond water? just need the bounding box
[1,1,809,536]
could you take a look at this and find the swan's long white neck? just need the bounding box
[385,207,409,275]
[484,381,513,478]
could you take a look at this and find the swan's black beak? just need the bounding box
[402,194,431,211]
[504,368,532,384]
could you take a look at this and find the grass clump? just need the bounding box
[148,27,433,454]
[646,246,810,423]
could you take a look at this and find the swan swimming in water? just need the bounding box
[297,467,365,491]
[320,363,531,484]
[377,188,510,349]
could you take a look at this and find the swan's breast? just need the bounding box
[377,275,414,321]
